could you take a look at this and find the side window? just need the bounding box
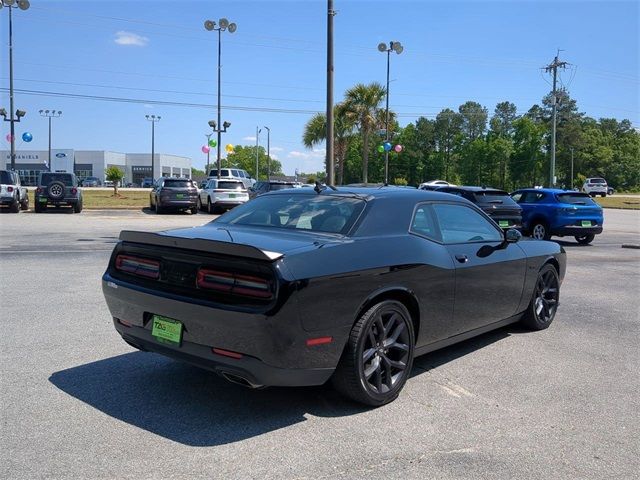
[410,204,441,242]
[432,203,503,244]
[511,192,523,203]
[534,193,546,202]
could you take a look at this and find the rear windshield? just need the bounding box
[588,178,606,184]
[0,171,13,184]
[217,181,244,190]
[209,169,230,177]
[40,173,74,186]
[163,179,193,188]
[473,190,517,204]
[270,183,296,191]
[556,193,597,205]
[215,194,366,234]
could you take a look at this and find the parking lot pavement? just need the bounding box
[0,209,638,479]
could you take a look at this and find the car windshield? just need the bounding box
[40,173,73,186]
[0,171,13,184]
[556,193,597,205]
[589,178,606,184]
[473,190,515,204]
[163,179,192,188]
[215,194,366,234]
[216,181,244,190]
[270,183,296,191]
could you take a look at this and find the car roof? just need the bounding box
[439,185,507,193]
[513,188,574,194]
[265,185,470,203]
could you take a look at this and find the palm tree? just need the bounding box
[302,103,355,185]
[343,82,386,183]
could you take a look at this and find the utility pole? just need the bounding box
[325,0,335,185]
[544,51,568,188]
[263,126,270,180]
[145,115,160,180]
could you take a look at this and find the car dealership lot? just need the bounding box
[1,209,638,479]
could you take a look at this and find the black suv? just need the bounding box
[435,185,522,230]
[35,172,83,213]
[249,180,297,199]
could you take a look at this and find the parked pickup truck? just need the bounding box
[0,170,29,213]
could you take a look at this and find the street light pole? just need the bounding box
[205,133,212,176]
[378,40,403,185]
[145,115,160,180]
[39,110,62,172]
[263,126,270,180]
[204,17,237,179]
[325,0,335,185]
[1,0,30,171]
[255,127,261,181]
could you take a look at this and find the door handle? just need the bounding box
[455,254,468,263]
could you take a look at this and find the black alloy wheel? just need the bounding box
[575,234,595,245]
[522,264,560,330]
[333,300,415,406]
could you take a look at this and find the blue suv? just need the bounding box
[511,188,603,245]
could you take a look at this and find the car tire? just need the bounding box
[20,195,29,211]
[530,221,551,241]
[34,201,46,213]
[601,193,606,198]
[207,197,213,214]
[9,199,20,213]
[47,181,65,201]
[74,199,83,213]
[521,264,560,330]
[332,300,415,406]
[575,234,595,245]
[197,197,203,211]
[190,206,198,215]
[155,200,163,215]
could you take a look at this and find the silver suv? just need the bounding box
[582,177,608,197]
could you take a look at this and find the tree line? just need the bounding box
[303,83,640,191]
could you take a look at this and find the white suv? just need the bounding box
[582,177,608,197]
[207,168,255,189]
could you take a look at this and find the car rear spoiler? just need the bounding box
[118,230,284,262]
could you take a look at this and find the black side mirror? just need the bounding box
[505,228,522,243]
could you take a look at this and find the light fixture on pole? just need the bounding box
[263,126,270,180]
[145,115,161,181]
[377,40,403,185]
[39,109,62,172]
[1,0,30,171]
[204,17,237,179]
[207,119,230,178]
[255,127,261,181]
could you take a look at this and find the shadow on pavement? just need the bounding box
[49,326,517,446]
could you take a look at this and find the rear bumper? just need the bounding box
[553,225,603,236]
[0,196,17,205]
[214,199,247,208]
[115,320,333,387]
[158,200,197,208]
[35,195,79,205]
[102,274,344,387]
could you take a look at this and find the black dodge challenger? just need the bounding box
[102,187,566,406]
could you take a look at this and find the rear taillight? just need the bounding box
[36,187,44,194]
[71,187,77,194]
[115,254,160,279]
[197,268,273,299]
[7,186,13,192]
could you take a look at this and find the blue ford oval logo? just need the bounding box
[55,152,66,158]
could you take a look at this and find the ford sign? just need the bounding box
[55,152,67,158]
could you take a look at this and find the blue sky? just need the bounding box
[1,0,638,175]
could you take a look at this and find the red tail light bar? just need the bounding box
[7,186,13,193]
[197,268,273,299]
[115,254,160,279]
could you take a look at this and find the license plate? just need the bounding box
[499,220,509,227]
[228,193,236,198]
[38,198,48,203]
[175,194,184,199]
[151,315,183,346]
[581,220,592,227]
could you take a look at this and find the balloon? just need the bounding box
[201,145,210,154]
[5,134,13,143]
[377,145,384,153]
[225,143,234,153]
[394,144,403,153]
[383,142,392,152]
[22,132,33,142]
[208,139,217,147]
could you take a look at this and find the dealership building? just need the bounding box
[1,149,192,186]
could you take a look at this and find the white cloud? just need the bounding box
[243,136,257,142]
[114,31,149,47]
[287,149,325,160]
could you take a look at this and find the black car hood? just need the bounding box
[120,224,343,261]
